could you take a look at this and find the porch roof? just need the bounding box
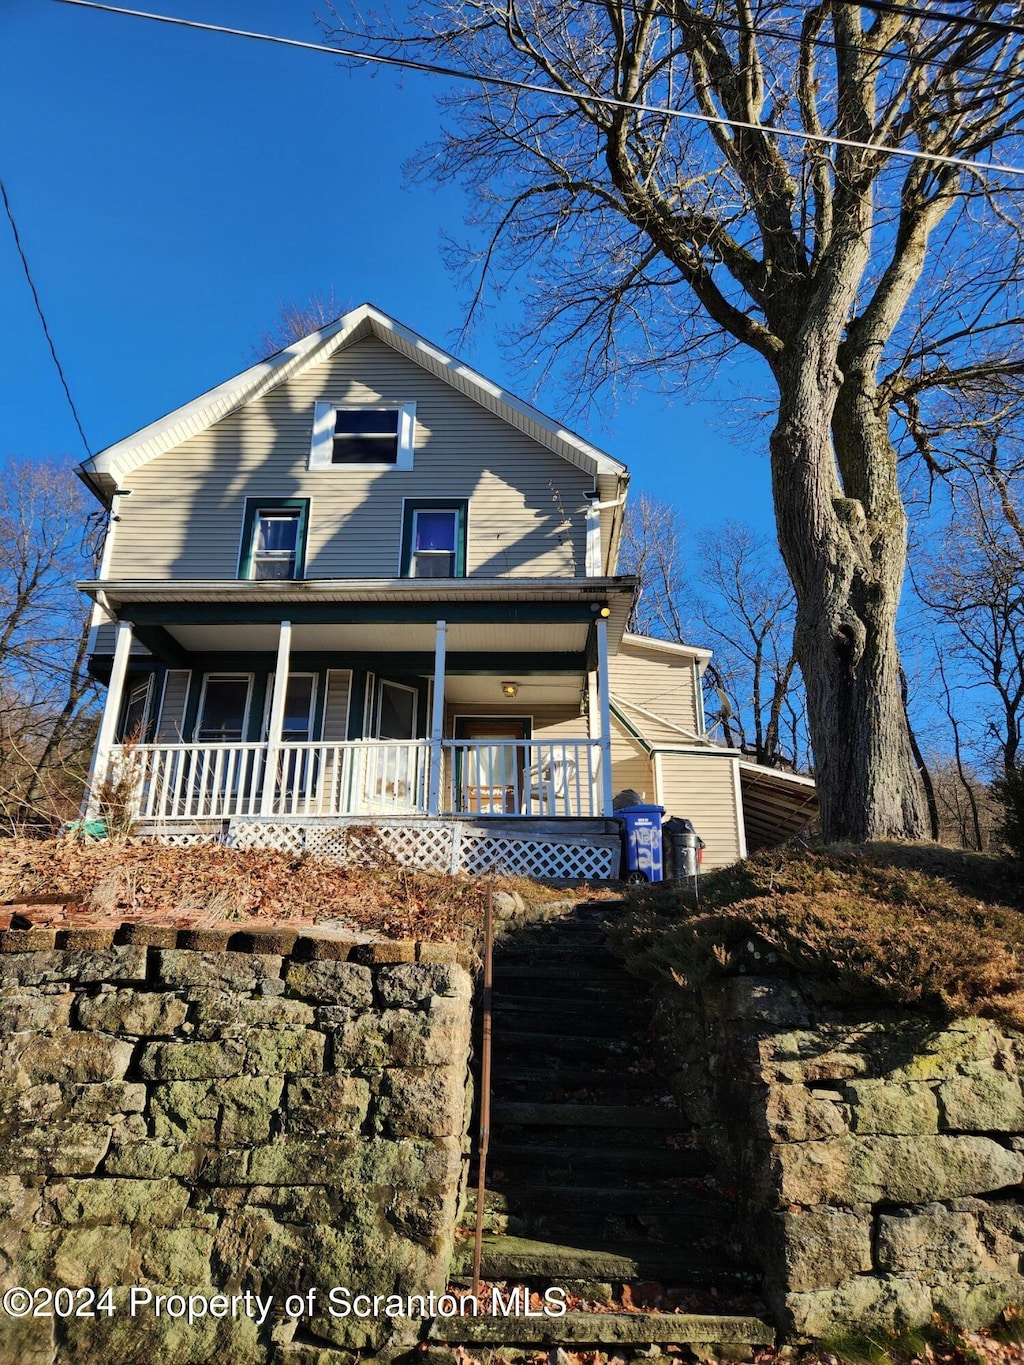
[80,576,636,654]
[738,761,819,850]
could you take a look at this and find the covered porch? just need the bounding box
[82,578,635,832]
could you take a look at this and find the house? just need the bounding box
[77,304,815,876]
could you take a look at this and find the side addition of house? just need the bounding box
[77,304,815,875]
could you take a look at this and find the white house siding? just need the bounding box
[106,337,592,582]
[655,750,744,869]
[608,644,702,738]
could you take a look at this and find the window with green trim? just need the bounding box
[239,499,309,580]
[400,500,467,578]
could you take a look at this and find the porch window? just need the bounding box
[309,402,416,471]
[120,675,154,742]
[239,499,308,580]
[401,500,467,578]
[263,674,317,742]
[377,680,418,739]
[196,674,253,741]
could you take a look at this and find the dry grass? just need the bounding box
[0,836,567,943]
[611,842,1024,1027]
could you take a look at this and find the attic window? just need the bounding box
[309,402,416,471]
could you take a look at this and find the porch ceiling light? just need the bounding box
[501,680,519,699]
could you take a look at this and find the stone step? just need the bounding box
[487,1143,709,1178]
[492,1030,642,1062]
[427,1309,773,1347]
[489,1120,684,1152]
[505,1209,744,1248]
[504,916,613,934]
[495,948,619,970]
[491,1066,656,1102]
[451,1234,758,1287]
[492,962,628,984]
[491,1102,688,1131]
[467,1184,732,1222]
[491,1004,646,1036]
[493,978,639,1004]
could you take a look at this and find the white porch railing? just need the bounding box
[441,739,599,817]
[118,738,601,822]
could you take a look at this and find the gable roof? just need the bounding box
[78,303,629,504]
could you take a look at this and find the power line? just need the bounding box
[52,0,1024,179]
[856,0,1024,38]
[0,177,91,457]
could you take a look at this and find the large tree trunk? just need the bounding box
[770,358,927,843]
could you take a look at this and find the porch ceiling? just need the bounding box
[165,621,590,655]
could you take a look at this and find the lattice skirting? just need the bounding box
[211,819,619,880]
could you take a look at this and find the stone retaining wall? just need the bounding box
[658,972,1024,1340]
[0,924,474,1364]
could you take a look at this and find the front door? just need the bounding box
[454,717,530,814]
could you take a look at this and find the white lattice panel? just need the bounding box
[225,822,305,856]
[460,835,616,880]
[150,818,617,881]
[381,824,454,871]
[141,832,221,849]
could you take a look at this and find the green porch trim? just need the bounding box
[123,601,602,628]
[134,625,189,668]
[610,700,653,753]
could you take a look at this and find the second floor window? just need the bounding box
[239,499,309,580]
[310,402,416,471]
[401,500,468,578]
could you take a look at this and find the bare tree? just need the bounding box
[693,522,807,770]
[917,460,1024,783]
[0,459,98,830]
[620,493,809,766]
[252,289,346,360]
[331,1,1024,841]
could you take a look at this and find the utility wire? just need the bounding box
[856,0,1024,37]
[0,176,91,457]
[51,0,1024,178]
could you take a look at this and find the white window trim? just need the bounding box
[195,673,254,743]
[309,401,416,472]
[249,508,301,580]
[376,680,419,740]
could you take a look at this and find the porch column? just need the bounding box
[261,620,292,816]
[595,616,615,817]
[428,620,446,816]
[85,620,134,818]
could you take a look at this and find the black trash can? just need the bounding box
[663,817,705,880]
[617,804,666,882]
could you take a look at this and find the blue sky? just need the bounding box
[0,0,774,538]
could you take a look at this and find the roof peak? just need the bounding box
[79,304,627,503]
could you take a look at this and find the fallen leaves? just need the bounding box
[0,836,562,941]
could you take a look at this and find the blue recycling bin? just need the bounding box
[617,804,666,882]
